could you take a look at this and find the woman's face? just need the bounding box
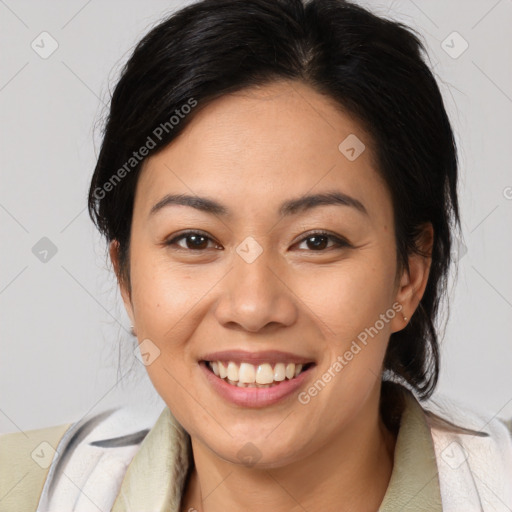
[115,80,411,467]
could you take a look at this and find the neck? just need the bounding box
[181,384,397,512]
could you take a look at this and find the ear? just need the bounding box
[109,240,135,327]
[390,223,434,333]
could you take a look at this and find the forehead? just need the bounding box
[134,80,391,223]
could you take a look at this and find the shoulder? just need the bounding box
[0,422,72,512]
[0,404,160,512]
[421,392,512,509]
[422,391,512,443]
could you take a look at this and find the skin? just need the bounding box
[110,80,433,512]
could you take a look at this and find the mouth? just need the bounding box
[201,360,316,388]
[198,349,317,407]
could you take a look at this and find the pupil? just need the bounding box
[308,235,327,250]
[188,235,207,249]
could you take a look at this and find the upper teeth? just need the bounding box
[208,361,305,384]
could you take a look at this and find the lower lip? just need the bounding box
[199,362,315,408]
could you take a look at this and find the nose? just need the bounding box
[213,251,298,333]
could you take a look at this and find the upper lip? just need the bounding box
[200,350,315,366]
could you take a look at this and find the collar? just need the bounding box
[378,387,442,511]
[111,386,442,512]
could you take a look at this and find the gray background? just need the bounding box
[1,0,511,433]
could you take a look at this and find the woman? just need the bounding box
[1,0,511,510]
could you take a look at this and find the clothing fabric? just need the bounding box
[1,384,511,511]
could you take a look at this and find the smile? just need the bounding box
[206,360,314,388]
[199,358,316,408]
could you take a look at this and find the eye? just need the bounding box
[295,230,350,251]
[165,230,221,251]
[164,229,350,252]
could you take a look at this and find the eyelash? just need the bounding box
[164,229,350,252]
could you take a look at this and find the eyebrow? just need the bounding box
[149,190,368,219]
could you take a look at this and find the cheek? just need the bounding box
[294,250,397,401]
[128,250,206,383]
[130,251,209,336]
[128,258,205,412]
[296,252,397,341]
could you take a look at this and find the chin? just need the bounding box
[209,437,310,470]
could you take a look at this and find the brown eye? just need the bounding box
[165,231,219,251]
[296,231,350,251]
[182,234,209,250]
